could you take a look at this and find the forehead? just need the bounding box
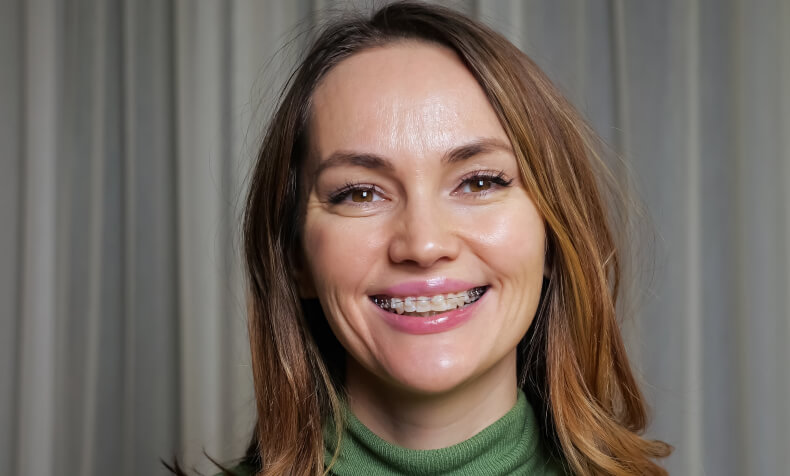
[309,41,509,161]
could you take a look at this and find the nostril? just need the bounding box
[388,238,461,268]
[387,207,461,267]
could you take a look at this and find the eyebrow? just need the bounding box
[312,137,513,179]
[443,137,513,164]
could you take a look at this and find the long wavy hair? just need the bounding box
[212,2,674,475]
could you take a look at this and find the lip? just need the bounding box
[370,287,488,335]
[375,277,484,298]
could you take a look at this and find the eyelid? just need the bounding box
[327,182,386,205]
[457,168,511,182]
[454,169,514,195]
[325,169,513,205]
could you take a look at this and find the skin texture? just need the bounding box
[301,42,546,450]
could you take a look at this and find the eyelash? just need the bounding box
[326,169,513,205]
[327,182,382,204]
[457,170,513,196]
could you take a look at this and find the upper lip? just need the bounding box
[371,277,485,297]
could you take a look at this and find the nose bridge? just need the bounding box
[389,188,458,267]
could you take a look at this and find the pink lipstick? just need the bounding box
[377,277,482,297]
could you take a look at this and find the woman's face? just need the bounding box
[301,42,546,396]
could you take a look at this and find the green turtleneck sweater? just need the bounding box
[224,390,566,475]
[322,390,566,475]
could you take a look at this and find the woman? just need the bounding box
[173,1,672,475]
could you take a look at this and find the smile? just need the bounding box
[369,286,489,316]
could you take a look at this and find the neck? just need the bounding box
[344,350,519,450]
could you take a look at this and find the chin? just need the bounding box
[382,355,479,397]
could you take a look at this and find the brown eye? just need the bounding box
[456,172,513,196]
[328,184,384,205]
[351,189,374,202]
[468,179,492,192]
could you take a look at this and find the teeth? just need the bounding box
[372,287,486,314]
[431,295,447,312]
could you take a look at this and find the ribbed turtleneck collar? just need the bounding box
[323,390,564,475]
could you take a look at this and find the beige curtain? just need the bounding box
[2,1,788,475]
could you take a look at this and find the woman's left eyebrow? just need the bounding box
[442,137,514,164]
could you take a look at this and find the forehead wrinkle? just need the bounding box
[308,44,514,180]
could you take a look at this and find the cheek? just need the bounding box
[464,202,545,281]
[303,215,388,294]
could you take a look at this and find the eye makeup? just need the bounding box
[325,168,514,206]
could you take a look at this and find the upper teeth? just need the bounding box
[371,287,486,314]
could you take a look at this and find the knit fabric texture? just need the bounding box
[322,390,565,475]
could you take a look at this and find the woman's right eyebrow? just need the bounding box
[313,151,395,180]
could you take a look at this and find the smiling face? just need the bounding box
[301,42,546,397]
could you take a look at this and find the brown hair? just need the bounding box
[236,2,672,475]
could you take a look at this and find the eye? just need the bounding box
[350,188,374,202]
[457,171,513,195]
[466,178,493,193]
[328,184,384,205]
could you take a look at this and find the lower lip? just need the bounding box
[371,291,487,335]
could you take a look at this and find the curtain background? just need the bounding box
[2,0,789,475]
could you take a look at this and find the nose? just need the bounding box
[388,198,460,268]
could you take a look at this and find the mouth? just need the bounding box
[369,285,489,317]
